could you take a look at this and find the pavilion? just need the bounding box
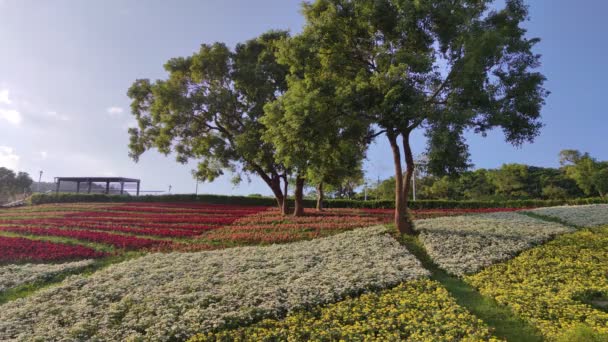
[54,177,140,196]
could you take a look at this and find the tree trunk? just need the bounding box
[387,132,412,235]
[281,174,289,215]
[293,176,305,217]
[316,182,324,211]
[400,131,416,235]
[264,175,287,215]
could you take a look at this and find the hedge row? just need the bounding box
[28,193,607,210]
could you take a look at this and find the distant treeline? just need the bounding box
[0,167,33,204]
[366,150,608,201]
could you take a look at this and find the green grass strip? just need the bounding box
[0,252,142,305]
[399,233,544,342]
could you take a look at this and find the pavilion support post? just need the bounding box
[105,181,110,194]
[136,181,140,196]
[76,182,80,193]
[120,182,125,195]
[55,180,61,194]
[87,180,92,194]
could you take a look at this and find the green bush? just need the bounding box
[28,193,607,209]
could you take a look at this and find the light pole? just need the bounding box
[168,185,172,194]
[195,178,199,195]
[412,167,416,201]
[37,170,43,193]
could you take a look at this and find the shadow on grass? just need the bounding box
[399,233,544,342]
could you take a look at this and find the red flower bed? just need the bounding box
[0,219,201,238]
[0,226,170,250]
[64,212,241,225]
[1,219,216,232]
[104,205,268,216]
[0,236,106,263]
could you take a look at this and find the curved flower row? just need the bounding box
[466,226,608,340]
[190,279,498,342]
[0,226,170,250]
[0,219,201,238]
[0,259,95,293]
[63,214,239,225]
[416,212,573,275]
[0,236,106,263]
[528,204,608,227]
[0,227,428,341]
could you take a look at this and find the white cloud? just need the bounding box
[40,151,48,160]
[0,146,19,170]
[107,106,124,116]
[0,89,11,105]
[44,111,70,121]
[0,108,22,125]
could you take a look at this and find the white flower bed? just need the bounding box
[0,260,95,293]
[528,204,608,227]
[416,212,573,276]
[0,226,427,341]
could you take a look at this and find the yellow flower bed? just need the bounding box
[466,226,608,340]
[189,279,499,342]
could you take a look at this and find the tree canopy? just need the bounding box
[295,0,548,233]
[127,31,294,213]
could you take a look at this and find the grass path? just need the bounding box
[399,233,544,342]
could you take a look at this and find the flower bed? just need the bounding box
[0,226,170,250]
[528,204,608,227]
[466,226,608,340]
[416,212,573,275]
[201,208,385,245]
[0,260,95,292]
[190,279,498,341]
[362,207,531,223]
[0,219,202,237]
[0,236,106,263]
[0,227,428,341]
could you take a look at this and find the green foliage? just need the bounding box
[262,34,369,195]
[560,149,608,197]
[127,31,292,204]
[541,184,569,200]
[592,168,608,199]
[489,164,530,199]
[0,168,33,203]
[298,0,547,177]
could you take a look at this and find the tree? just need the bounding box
[489,164,531,199]
[297,0,548,234]
[0,168,33,203]
[559,149,606,197]
[262,34,369,216]
[593,168,608,199]
[127,31,294,214]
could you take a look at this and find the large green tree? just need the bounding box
[297,0,548,234]
[262,34,369,216]
[127,31,294,214]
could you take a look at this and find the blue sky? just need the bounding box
[0,0,605,195]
